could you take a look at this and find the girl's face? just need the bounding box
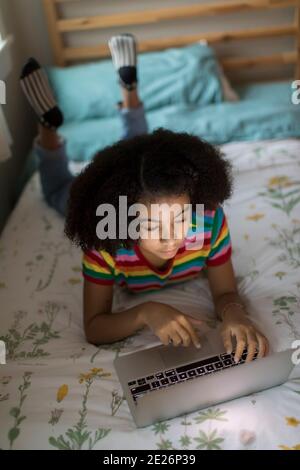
[138,193,191,260]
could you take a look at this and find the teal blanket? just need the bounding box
[57,81,300,162]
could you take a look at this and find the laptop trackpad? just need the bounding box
[159,333,220,369]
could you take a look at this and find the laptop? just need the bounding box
[114,326,295,428]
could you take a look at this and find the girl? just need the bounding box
[20,34,269,363]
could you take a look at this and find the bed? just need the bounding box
[1,137,300,450]
[1,0,300,450]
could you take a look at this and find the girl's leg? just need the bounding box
[20,58,74,217]
[118,88,149,140]
[109,34,149,140]
[34,126,75,217]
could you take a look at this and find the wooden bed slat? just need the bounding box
[43,0,65,66]
[56,0,297,33]
[43,0,300,81]
[63,25,297,62]
[222,50,296,68]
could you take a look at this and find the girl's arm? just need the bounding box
[83,279,202,347]
[83,279,147,344]
[206,259,269,363]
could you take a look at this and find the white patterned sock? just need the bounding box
[20,58,63,130]
[108,34,138,90]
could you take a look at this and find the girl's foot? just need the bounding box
[20,57,64,130]
[108,34,138,91]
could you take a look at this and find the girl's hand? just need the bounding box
[141,301,203,349]
[220,307,269,363]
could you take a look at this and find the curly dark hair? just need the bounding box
[64,128,234,255]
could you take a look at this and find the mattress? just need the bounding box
[1,138,300,450]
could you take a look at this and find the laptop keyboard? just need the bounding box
[128,348,258,403]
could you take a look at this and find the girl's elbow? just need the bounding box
[84,325,99,346]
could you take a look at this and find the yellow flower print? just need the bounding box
[78,368,111,384]
[275,272,286,280]
[57,384,69,403]
[246,213,265,222]
[79,375,87,384]
[68,278,81,285]
[285,417,300,427]
[268,176,294,189]
[279,444,300,450]
[72,266,82,272]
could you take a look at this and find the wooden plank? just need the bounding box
[43,0,65,66]
[54,0,296,6]
[44,0,298,82]
[63,25,296,62]
[229,75,293,83]
[221,51,296,69]
[56,0,297,32]
[64,46,296,70]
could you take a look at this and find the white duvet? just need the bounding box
[0,138,300,450]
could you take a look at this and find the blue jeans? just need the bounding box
[34,105,148,217]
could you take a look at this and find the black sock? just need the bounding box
[20,58,63,130]
[108,34,138,91]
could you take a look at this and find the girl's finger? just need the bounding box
[245,330,258,362]
[161,333,170,346]
[169,330,183,347]
[264,336,270,356]
[221,329,233,354]
[175,324,192,347]
[234,331,247,363]
[178,317,201,348]
[256,333,268,358]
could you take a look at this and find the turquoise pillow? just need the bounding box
[56,81,300,162]
[46,43,223,122]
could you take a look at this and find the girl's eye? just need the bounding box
[176,216,187,223]
[141,224,159,231]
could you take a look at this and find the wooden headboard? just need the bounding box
[43,0,300,82]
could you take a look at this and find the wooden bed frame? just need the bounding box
[43,0,300,81]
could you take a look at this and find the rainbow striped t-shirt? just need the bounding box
[82,205,232,294]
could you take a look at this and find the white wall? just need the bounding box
[0,0,37,233]
[11,0,52,64]
[0,0,53,234]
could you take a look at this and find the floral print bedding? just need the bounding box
[0,138,300,450]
